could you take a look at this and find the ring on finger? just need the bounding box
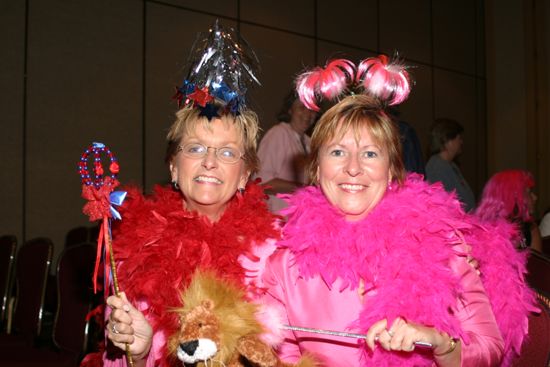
[112,322,120,334]
[387,329,395,338]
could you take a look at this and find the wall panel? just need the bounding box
[0,1,25,243]
[379,0,431,64]
[26,0,143,259]
[241,24,315,134]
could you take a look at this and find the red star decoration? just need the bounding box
[187,86,214,107]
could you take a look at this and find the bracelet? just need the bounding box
[433,337,458,356]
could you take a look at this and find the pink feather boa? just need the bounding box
[278,174,536,366]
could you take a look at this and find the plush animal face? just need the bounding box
[175,300,221,364]
[168,271,277,367]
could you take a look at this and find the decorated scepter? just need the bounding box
[78,142,133,367]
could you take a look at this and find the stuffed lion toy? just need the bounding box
[168,270,315,367]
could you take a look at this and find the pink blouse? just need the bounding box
[256,122,310,185]
[261,247,504,366]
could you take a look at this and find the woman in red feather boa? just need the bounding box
[97,105,280,367]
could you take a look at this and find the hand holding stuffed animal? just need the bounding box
[167,271,315,367]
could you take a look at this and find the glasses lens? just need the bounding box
[180,143,207,158]
[217,147,241,163]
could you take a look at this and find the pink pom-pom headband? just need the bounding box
[296,55,411,111]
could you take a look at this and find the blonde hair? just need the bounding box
[166,106,260,174]
[307,94,405,185]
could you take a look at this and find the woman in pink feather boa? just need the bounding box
[259,56,537,367]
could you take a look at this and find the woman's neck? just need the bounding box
[289,120,304,136]
[183,200,225,223]
[438,150,453,162]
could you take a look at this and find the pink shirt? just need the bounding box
[261,247,504,366]
[256,122,310,185]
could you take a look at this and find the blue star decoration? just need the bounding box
[226,96,243,115]
[211,82,238,103]
[198,103,220,120]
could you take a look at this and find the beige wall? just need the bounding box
[3,0,545,265]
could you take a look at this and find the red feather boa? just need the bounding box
[101,182,278,366]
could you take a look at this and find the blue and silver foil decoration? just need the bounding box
[175,20,261,119]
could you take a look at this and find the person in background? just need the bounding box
[255,92,317,212]
[258,56,536,367]
[425,118,476,212]
[539,210,550,238]
[387,107,425,175]
[475,169,543,252]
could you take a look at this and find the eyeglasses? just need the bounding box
[177,143,243,164]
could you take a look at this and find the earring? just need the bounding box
[236,187,245,203]
[172,181,180,191]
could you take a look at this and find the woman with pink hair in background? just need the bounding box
[475,169,542,252]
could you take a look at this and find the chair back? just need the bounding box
[11,237,53,341]
[0,235,17,329]
[53,243,95,355]
[512,294,550,366]
[65,226,90,248]
[527,250,550,296]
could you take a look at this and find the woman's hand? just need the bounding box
[365,317,452,354]
[106,292,153,362]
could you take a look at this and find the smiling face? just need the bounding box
[170,117,249,222]
[317,124,391,222]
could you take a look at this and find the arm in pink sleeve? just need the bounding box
[239,238,278,292]
[259,250,303,362]
[450,251,504,366]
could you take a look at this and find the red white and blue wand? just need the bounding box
[78,142,133,367]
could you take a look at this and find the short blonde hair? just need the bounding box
[166,106,260,174]
[307,94,405,185]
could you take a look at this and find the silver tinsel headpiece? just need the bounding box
[175,20,261,120]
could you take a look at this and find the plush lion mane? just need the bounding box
[167,270,315,367]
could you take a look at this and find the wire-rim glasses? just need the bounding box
[177,143,243,164]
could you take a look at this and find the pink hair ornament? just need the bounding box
[356,55,410,106]
[296,55,411,111]
[296,59,355,111]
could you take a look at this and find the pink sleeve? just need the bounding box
[256,126,286,183]
[450,248,504,366]
[258,250,303,362]
[103,300,165,367]
[239,238,278,292]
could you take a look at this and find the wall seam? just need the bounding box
[22,0,29,242]
[142,0,147,191]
